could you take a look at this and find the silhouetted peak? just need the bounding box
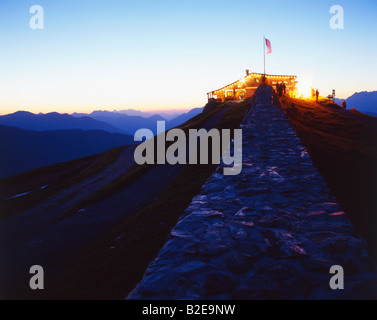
[10,111,35,116]
[148,114,166,121]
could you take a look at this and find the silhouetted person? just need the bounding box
[341,100,347,110]
[316,89,319,103]
[276,83,279,94]
[282,82,286,95]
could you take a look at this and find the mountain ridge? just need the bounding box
[0,111,129,134]
[1,107,205,136]
[335,90,377,114]
[0,125,136,179]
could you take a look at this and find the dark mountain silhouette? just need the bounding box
[156,111,186,121]
[114,109,154,118]
[107,109,185,120]
[166,107,204,129]
[336,91,377,115]
[346,91,377,114]
[0,108,204,179]
[0,125,135,178]
[0,111,128,134]
[98,109,184,120]
[72,109,155,118]
[334,98,344,105]
[75,110,167,135]
[72,108,202,134]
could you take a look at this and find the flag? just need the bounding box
[265,38,272,54]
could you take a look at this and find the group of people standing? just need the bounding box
[273,83,347,111]
[276,82,286,97]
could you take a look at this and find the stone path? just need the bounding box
[127,85,377,300]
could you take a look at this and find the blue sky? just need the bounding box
[0,0,376,114]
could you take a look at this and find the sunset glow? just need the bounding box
[296,77,313,99]
[1,0,377,114]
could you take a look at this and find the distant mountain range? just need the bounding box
[113,109,187,121]
[0,107,204,178]
[0,125,136,179]
[0,111,129,134]
[72,109,182,120]
[71,108,204,134]
[166,108,204,129]
[335,91,377,116]
[0,107,204,137]
[73,109,154,118]
[76,111,167,136]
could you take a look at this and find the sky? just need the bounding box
[0,0,376,115]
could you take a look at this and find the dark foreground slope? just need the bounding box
[280,96,377,258]
[0,100,250,299]
[0,125,135,178]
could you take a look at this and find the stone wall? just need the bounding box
[128,85,377,300]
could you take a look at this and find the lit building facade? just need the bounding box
[207,71,297,102]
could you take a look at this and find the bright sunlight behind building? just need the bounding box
[296,76,313,99]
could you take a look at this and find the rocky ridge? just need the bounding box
[128,85,377,300]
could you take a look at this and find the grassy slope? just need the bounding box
[27,99,250,300]
[280,96,377,259]
[58,102,230,219]
[0,146,126,221]
[349,108,377,125]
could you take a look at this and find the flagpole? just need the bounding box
[263,36,266,76]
